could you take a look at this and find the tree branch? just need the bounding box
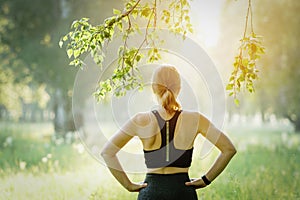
[121,0,142,18]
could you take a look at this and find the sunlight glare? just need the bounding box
[190,0,223,48]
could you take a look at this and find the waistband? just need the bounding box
[144,172,191,186]
[145,172,190,181]
[146,172,189,176]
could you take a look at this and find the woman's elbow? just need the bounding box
[227,146,237,157]
[222,144,237,157]
[100,148,114,158]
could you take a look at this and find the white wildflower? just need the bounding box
[3,136,13,147]
[42,157,48,163]
[55,138,64,146]
[19,161,27,170]
[65,132,73,144]
[73,143,85,154]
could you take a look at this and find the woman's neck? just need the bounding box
[157,106,176,119]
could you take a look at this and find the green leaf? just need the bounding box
[117,22,123,31]
[242,58,249,67]
[132,10,138,19]
[81,17,89,22]
[74,49,80,58]
[226,84,233,90]
[67,49,73,58]
[141,7,151,17]
[63,35,68,41]
[188,27,194,33]
[184,16,190,22]
[229,76,235,82]
[71,20,79,28]
[136,55,141,62]
[113,9,121,15]
[234,98,240,106]
[59,40,63,48]
[69,60,75,66]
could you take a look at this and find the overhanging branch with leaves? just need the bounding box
[60,0,264,104]
[226,0,265,105]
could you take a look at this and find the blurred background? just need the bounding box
[0,0,299,199]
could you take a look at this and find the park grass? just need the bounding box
[0,122,299,200]
[196,145,299,200]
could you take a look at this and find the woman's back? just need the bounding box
[128,109,201,174]
[134,109,200,152]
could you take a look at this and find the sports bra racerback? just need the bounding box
[143,110,194,168]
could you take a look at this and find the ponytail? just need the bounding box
[159,88,181,114]
[152,65,181,114]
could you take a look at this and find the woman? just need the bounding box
[101,65,236,200]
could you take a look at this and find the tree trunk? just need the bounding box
[52,88,75,138]
[53,88,66,136]
[295,120,300,133]
[30,104,38,122]
[286,114,300,133]
[0,105,6,120]
[260,109,266,123]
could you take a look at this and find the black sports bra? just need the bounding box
[143,110,194,168]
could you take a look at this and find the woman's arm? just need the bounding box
[101,119,147,192]
[186,114,237,188]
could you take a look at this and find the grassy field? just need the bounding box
[0,121,299,200]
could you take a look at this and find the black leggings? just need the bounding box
[137,173,198,200]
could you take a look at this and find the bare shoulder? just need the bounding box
[181,110,211,134]
[181,110,202,119]
[179,110,201,128]
[180,110,211,122]
[131,111,153,127]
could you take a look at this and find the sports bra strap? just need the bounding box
[144,110,193,168]
[151,110,182,147]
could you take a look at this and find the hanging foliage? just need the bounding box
[59,0,193,101]
[226,0,265,105]
[60,0,264,103]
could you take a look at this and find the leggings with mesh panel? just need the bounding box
[137,173,198,200]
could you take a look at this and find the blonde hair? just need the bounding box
[152,65,181,114]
